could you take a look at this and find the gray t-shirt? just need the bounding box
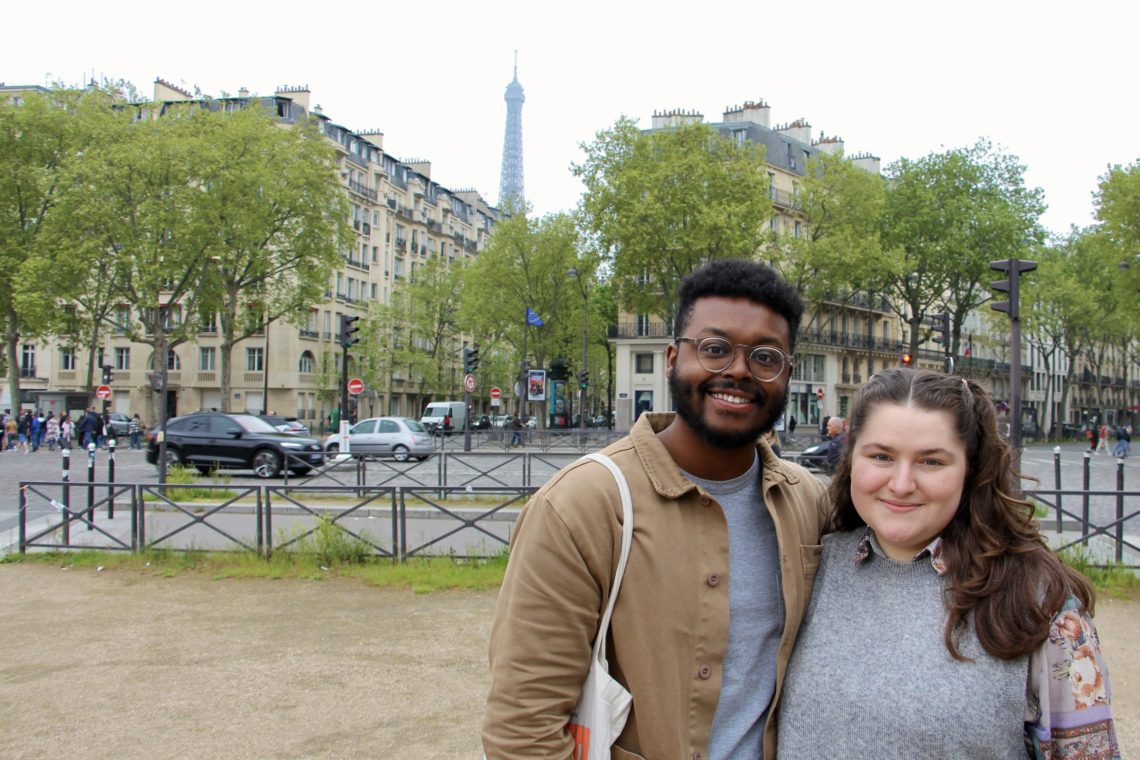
[683,453,784,760]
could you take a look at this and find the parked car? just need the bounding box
[324,417,434,462]
[258,415,310,436]
[796,439,831,471]
[105,412,131,438]
[491,415,512,429]
[145,412,324,478]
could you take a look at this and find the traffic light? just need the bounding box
[931,312,949,346]
[468,343,480,372]
[990,258,1038,320]
[900,353,914,368]
[339,314,360,348]
[578,369,589,389]
[101,364,113,384]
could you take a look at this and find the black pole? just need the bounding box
[463,387,472,453]
[1081,451,1091,547]
[61,447,71,546]
[1053,446,1063,537]
[86,442,96,530]
[107,437,116,520]
[1115,456,1125,564]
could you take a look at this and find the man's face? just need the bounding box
[666,296,792,450]
[827,418,843,437]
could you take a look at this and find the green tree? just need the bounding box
[459,212,583,372]
[574,118,771,327]
[50,105,215,425]
[193,104,351,411]
[1094,160,1140,320]
[366,256,466,402]
[773,149,888,307]
[0,86,119,403]
[882,140,1045,357]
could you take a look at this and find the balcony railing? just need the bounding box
[609,322,673,339]
[19,366,37,378]
[299,329,319,339]
[347,179,377,201]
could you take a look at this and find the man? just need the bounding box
[483,260,827,759]
[824,416,846,474]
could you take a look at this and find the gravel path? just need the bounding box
[0,565,1135,759]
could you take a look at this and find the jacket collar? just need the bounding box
[630,412,807,500]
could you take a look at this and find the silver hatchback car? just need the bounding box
[324,416,434,461]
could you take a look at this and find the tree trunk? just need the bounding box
[5,304,20,411]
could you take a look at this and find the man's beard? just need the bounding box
[668,371,788,450]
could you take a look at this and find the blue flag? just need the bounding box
[526,307,544,327]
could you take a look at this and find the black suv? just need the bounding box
[146,412,324,478]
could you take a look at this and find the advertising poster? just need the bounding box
[527,369,547,401]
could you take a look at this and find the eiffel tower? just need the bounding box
[498,52,525,211]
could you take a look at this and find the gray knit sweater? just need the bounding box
[776,530,1029,759]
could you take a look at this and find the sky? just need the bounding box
[6,0,1137,238]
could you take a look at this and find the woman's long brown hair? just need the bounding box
[828,369,1095,660]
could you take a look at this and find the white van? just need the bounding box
[420,401,467,435]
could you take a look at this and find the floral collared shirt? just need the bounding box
[854,528,1121,760]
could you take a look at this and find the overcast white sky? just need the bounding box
[6,0,1136,237]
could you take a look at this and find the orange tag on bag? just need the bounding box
[568,722,590,760]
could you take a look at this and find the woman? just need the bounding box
[59,414,73,450]
[128,413,143,449]
[777,369,1118,759]
[44,412,59,451]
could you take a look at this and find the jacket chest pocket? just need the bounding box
[800,544,823,579]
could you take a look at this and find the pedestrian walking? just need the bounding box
[59,414,73,450]
[128,414,143,449]
[1114,425,1131,458]
[30,412,43,452]
[4,412,17,450]
[1096,424,1110,454]
[45,412,59,451]
[17,410,32,453]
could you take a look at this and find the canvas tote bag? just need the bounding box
[566,452,634,759]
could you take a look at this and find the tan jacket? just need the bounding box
[483,413,828,759]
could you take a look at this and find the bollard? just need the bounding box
[107,437,116,520]
[62,447,71,545]
[1081,452,1091,548]
[86,442,96,530]
[1052,447,1063,536]
[1116,458,1125,564]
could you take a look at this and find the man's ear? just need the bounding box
[664,342,677,378]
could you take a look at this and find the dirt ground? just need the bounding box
[0,565,1136,760]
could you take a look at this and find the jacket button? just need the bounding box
[698,664,712,679]
[698,495,710,507]
[693,754,702,760]
[707,573,720,587]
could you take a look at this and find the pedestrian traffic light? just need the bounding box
[900,353,914,368]
[339,314,360,348]
[101,364,113,384]
[468,343,480,372]
[990,258,1038,320]
[931,312,949,346]
[578,369,589,389]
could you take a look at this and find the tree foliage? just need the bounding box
[881,140,1045,356]
[574,118,771,327]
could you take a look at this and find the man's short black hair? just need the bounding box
[674,259,804,350]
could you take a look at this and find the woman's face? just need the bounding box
[850,403,968,561]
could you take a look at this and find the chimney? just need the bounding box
[775,118,812,145]
[723,100,770,127]
[274,84,311,112]
[651,108,704,129]
[812,131,845,155]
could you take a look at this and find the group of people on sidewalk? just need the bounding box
[1088,422,1131,458]
[1,409,146,453]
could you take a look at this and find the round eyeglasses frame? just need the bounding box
[674,336,793,382]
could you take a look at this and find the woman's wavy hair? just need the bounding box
[828,368,1094,660]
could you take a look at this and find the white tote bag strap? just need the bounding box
[580,453,633,670]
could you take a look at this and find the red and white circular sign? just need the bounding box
[490,386,502,400]
[95,385,112,400]
[464,373,476,393]
[347,378,365,395]
[816,387,825,401]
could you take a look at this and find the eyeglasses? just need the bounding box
[675,336,793,382]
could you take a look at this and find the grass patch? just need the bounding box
[142,465,239,503]
[1059,546,1140,599]
[4,543,510,592]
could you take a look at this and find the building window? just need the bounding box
[114,306,131,334]
[299,351,315,374]
[167,350,181,371]
[20,345,35,377]
[200,311,218,334]
[199,347,216,371]
[97,348,105,368]
[635,314,650,337]
[770,217,779,232]
[61,348,77,370]
[791,353,826,383]
[635,353,654,374]
[114,347,130,370]
[246,347,264,372]
[794,220,802,239]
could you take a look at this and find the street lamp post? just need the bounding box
[568,268,589,432]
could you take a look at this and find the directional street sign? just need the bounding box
[347,378,365,395]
